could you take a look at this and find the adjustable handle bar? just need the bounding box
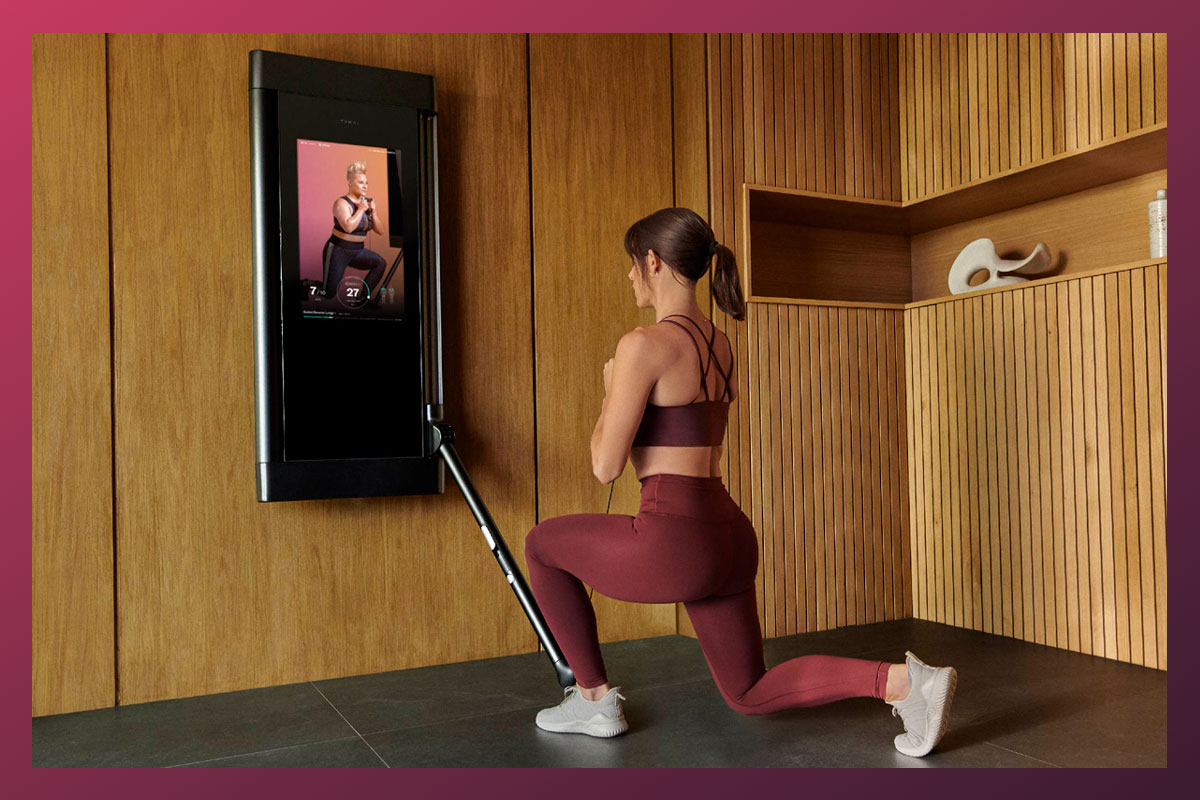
[431,422,575,688]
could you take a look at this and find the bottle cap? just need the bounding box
[1157,189,1167,200]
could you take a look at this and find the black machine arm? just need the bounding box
[431,422,575,688]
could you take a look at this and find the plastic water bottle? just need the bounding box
[1149,189,1167,259]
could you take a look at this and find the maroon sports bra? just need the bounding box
[632,315,732,448]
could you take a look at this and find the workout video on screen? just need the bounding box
[296,138,404,319]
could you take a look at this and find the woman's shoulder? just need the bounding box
[615,323,675,363]
[618,318,702,357]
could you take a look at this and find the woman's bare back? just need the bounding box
[631,316,737,480]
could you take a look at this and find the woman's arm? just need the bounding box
[367,199,384,234]
[590,328,660,483]
[334,198,368,231]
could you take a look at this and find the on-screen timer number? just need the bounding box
[336,277,370,310]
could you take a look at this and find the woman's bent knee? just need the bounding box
[524,524,542,562]
[718,690,764,716]
[524,520,556,565]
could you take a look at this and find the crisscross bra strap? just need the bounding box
[661,314,732,402]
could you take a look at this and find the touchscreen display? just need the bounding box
[273,91,425,463]
[296,138,404,319]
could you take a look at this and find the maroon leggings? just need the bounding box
[524,473,889,715]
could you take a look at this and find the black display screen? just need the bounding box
[275,92,425,462]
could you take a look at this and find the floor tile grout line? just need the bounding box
[351,677,721,739]
[166,735,362,768]
[982,741,1062,767]
[310,682,391,768]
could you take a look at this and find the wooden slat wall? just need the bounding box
[899,33,1167,202]
[707,34,909,635]
[32,34,116,716]
[905,263,1167,669]
[741,303,910,635]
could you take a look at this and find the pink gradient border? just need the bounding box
[13,1,1193,794]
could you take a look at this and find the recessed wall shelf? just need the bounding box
[743,122,1167,305]
[745,257,1165,312]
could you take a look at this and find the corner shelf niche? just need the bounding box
[743,122,1167,305]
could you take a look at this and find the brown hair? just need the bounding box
[622,207,746,321]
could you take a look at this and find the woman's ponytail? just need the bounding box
[711,243,746,321]
[623,207,747,322]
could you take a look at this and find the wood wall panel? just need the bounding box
[32,33,116,716]
[36,33,715,710]
[707,34,908,638]
[672,33,712,638]
[530,34,675,643]
[108,34,538,704]
[748,220,911,304]
[905,263,1167,668]
[900,33,1166,203]
[735,303,909,636]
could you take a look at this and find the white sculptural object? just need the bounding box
[947,238,1051,295]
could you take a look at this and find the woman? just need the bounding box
[523,208,957,758]
[320,161,387,302]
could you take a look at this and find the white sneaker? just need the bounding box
[535,685,629,738]
[887,651,958,757]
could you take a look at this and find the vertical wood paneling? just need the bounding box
[1024,290,1042,642]
[1138,33,1153,127]
[1114,34,1128,137]
[898,311,913,619]
[947,303,961,626]
[1035,289,1054,646]
[1101,34,1114,141]
[904,310,919,619]
[919,306,934,619]
[1000,292,1018,636]
[878,312,892,619]
[1088,34,1103,146]
[734,304,907,637]
[106,33,538,705]
[1044,287,1066,648]
[706,35,907,639]
[1056,283,1081,652]
[32,33,116,716]
[1154,33,1167,123]
[707,33,1164,660]
[1069,280,1093,654]
[1041,33,1053,160]
[905,264,1166,668]
[1149,266,1167,668]
[998,33,1010,174]
[819,307,837,628]
[1075,33,1090,149]
[984,297,1003,633]
[899,32,1166,202]
[934,303,948,624]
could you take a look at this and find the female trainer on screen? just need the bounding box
[524,207,958,757]
[320,161,387,301]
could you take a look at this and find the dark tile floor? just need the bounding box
[32,619,1167,768]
